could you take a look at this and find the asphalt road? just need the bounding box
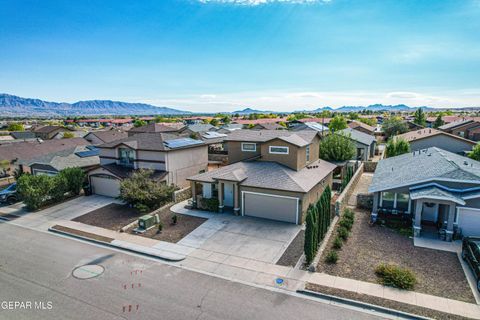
[0,223,382,320]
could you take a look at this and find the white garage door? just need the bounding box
[242,191,299,224]
[457,207,480,237]
[90,175,121,198]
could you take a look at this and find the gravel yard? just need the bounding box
[316,209,475,303]
[276,230,305,267]
[73,203,141,231]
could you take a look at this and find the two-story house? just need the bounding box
[87,132,208,197]
[187,130,336,224]
[438,119,480,141]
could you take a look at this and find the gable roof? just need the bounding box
[224,129,318,147]
[252,123,284,130]
[9,131,36,139]
[33,125,66,134]
[24,145,99,171]
[85,130,128,143]
[188,159,336,193]
[185,123,215,133]
[368,147,480,193]
[0,138,90,163]
[98,132,205,151]
[128,122,185,134]
[348,120,376,133]
[438,119,477,131]
[338,128,376,146]
[395,128,476,146]
[292,122,329,132]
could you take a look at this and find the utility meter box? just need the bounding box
[138,214,156,230]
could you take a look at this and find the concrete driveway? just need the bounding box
[2,195,120,231]
[178,213,302,264]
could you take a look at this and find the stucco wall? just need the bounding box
[165,146,208,187]
[227,141,261,164]
[260,139,299,170]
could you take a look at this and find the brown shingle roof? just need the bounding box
[0,138,90,163]
[395,128,476,145]
[99,132,205,151]
[128,123,185,134]
[33,125,65,133]
[86,130,128,143]
[225,129,318,147]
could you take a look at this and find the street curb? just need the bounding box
[48,227,185,262]
[297,289,430,320]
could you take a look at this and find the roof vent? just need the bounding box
[464,160,469,166]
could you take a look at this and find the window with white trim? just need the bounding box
[269,146,289,154]
[241,142,256,152]
[380,192,395,209]
[306,145,310,162]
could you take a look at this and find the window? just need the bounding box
[241,142,256,152]
[118,148,134,167]
[396,193,410,211]
[380,192,395,209]
[306,145,310,162]
[269,146,289,154]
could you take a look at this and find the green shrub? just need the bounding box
[17,174,53,210]
[333,236,343,249]
[171,214,178,225]
[200,197,219,212]
[58,167,85,195]
[325,250,338,264]
[157,222,163,233]
[343,208,355,221]
[337,226,349,240]
[304,209,316,264]
[50,174,68,202]
[339,218,353,231]
[375,263,416,290]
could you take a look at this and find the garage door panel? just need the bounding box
[243,192,298,224]
[458,207,480,237]
[91,176,121,198]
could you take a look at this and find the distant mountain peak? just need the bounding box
[0,93,190,117]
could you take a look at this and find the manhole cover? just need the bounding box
[72,264,104,279]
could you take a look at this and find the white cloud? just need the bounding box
[197,0,329,5]
[200,94,217,99]
[386,92,418,99]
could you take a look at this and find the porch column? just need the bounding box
[191,181,197,208]
[218,182,224,213]
[233,183,240,215]
[371,192,379,223]
[446,203,456,242]
[413,200,423,237]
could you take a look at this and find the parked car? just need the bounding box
[462,237,480,292]
[0,183,19,205]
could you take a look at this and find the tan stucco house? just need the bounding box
[87,133,208,197]
[188,130,336,224]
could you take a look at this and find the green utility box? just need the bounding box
[138,214,156,230]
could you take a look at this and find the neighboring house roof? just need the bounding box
[201,131,228,145]
[33,125,66,134]
[217,124,243,131]
[368,147,480,193]
[233,118,288,125]
[348,120,376,133]
[426,116,480,124]
[85,130,128,143]
[99,132,205,151]
[337,128,376,146]
[23,145,100,172]
[293,122,328,132]
[224,129,318,147]
[438,119,476,131]
[252,123,284,130]
[188,159,336,193]
[128,122,185,134]
[0,138,90,163]
[185,124,215,133]
[394,128,476,146]
[98,163,168,180]
[53,131,88,139]
[10,131,36,139]
[295,118,332,124]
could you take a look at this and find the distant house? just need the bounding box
[87,133,208,197]
[347,120,376,136]
[232,117,288,126]
[52,130,88,139]
[20,145,100,176]
[33,126,69,140]
[337,128,376,161]
[84,130,128,145]
[394,128,476,155]
[216,123,244,134]
[406,121,424,131]
[181,124,216,137]
[290,121,328,133]
[127,122,185,137]
[0,138,90,173]
[249,123,285,130]
[9,131,36,140]
[438,119,480,142]
[188,129,335,224]
[369,147,480,241]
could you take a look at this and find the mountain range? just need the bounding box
[0,94,190,117]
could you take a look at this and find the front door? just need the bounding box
[223,183,234,207]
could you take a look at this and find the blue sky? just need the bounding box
[1,0,480,112]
